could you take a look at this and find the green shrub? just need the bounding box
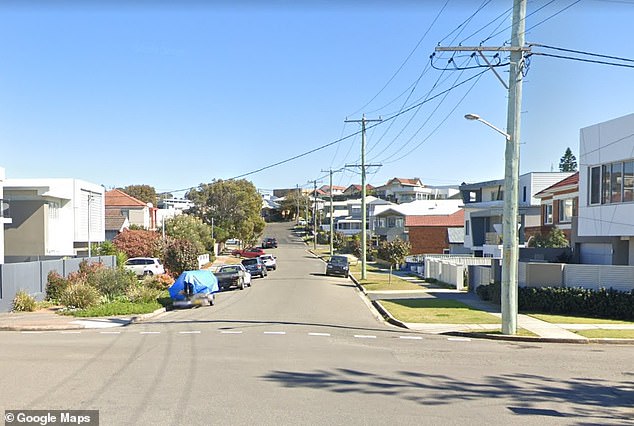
[476,283,634,321]
[164,238,199,277]
[90,268,137,301]
[46,271,69,302]
[12,290,37,312]
[126,284,162,304]
[59,280,101,309]
[142,273,174,291]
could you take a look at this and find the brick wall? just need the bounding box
[407,227,449,254]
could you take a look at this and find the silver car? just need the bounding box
[124,257,165,277]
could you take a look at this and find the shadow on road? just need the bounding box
[259,368,633,423]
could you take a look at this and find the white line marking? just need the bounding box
[308,332,331,337]
[263,331,286,335]
[140,331,161,335]
[100,331,121,335]
[60,331,81,334]
[399,336,423,340]
[21,331,44,334]
[221,331,243,334]
[447,337,471,342]
[354,335,377,339]
[179,331,201,334]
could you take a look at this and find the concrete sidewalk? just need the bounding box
[0,308,165,331]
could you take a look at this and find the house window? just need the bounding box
[395,218,404,228]
[387,217,396,228]
[544,203,553,224]
[611,162,623,203]
[558,199,573,223]
[523,186,527,203]
[465,220,470,236]
[601,164,611,204]
[624,161,634,202]
[589,166,601,205]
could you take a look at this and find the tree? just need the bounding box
[527,228,569,248]
[163,214,215,254]
[163,239,200,277]
[121,184,158,206]
[559,147,577,172]
[187,179,265,245]
[113,229,163,258]
[378,238,411,284]
[279,189,310,222]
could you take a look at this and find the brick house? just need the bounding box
[530,172,579,244]
[405,210,465,254]
[105,189,156,231]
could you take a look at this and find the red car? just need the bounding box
[231,247,266,258]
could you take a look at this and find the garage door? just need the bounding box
[579,243,613,265]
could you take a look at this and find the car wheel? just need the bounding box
[273,266,277,271]
[144,271,154,276]
[345,273,349,279]
[239,279,245,290]
[209,295,215,306]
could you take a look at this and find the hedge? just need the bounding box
[476,282,634,321]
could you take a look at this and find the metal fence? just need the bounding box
[0,256,116,312]
[424,257,493,290]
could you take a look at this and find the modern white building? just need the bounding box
[577,113,634,265]
[0,167,10,264]
[3,178,105,262]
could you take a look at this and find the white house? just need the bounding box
[578,113,634,265]
[3,178,105,262]
[0,167,10,264]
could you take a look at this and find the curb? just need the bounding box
[129,307,167,324]
[0,324,85,332]
[442,331,591,344]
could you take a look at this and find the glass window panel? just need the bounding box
[590,166,601,204]
[624,161,634,202]
[611,162,623,203]
[558,199,573,223]
[602,165,611,204]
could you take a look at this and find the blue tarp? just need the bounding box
[169,270,219,301]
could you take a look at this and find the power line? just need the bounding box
[348,0,450,118]
[524,0,582,34]
[439,0,494,45]
[531,43,634,63]
[530,52,634,68]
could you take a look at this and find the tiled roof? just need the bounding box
[105,211,127,232]
[405,210,464,227]
[387,177,422,186]
[105,189,147,208]
[535,172,579,197]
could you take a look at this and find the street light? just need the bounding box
[465,113,518,335]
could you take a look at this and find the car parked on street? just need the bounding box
[232,247,266,258]
[215,264,252,290]
[241,257,268,278]
[124,257,165,277]
[259,254,277,271]
[325,255,349,278]
[261,237,278,249]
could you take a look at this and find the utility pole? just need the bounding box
[307,179,322,251]
[345,114,382,280]
[321,168,343,257]
[296,184,300,224]
[435,0,527,335]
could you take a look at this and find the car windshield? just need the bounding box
[330,256,348,265]
[242,259,258,266]
[220,266,240,273]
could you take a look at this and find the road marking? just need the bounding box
[140,331,161,335]
[179,331,201,334]
[308,332,331,337]
[60,331,81,334]
[220,331,243,334]
[21,331,44,334]
[263,331,286,335]
[399,336,423,340]
[100,331,121,335]
[447,337,471,342]
[354,335,377,339]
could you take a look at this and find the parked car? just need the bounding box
[169,270,218,308]
[325,255,349,278]
[215,264,252,290]
[261,237,278,249]
[232,247,266,258]
[241,257,268,278]
[259,254,277,271]
[124,257,165,277]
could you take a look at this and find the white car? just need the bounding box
[259,254,277,271]
[124,257,165,277]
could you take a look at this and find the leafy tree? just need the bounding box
[279,189,310,221]
[559,147,577,172]
[528,228,569,248]
[121,184,158,206]
[378,238,411,284]
[92,240,128,269]
[164,239,200,277]
[187,179,265,245]
[163,214,215,254]
[113,229,163,258]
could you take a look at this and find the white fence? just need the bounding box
[564,264,634,292]
[198,253,210,269]
[424,257,493,290]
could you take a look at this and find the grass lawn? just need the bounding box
[573,329,634,339]
[528,313,634,325]
[62,300,163,317]
[380,299,500,324]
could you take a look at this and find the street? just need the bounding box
[0,222,632,425]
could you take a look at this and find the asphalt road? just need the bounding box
[0,222,632,425]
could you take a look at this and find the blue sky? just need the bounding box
[1,0,633,196]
